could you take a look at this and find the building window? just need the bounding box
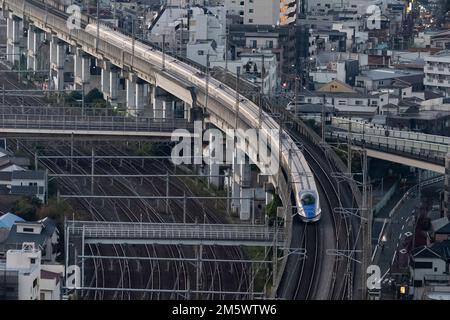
[414,261,433,269]
[23,227,34,233]
[197,50,204,55]
[249,19,253,23]
[30,258,36,264]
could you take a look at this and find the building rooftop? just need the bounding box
[430,50,450,58]
[0,213,24,229]
[301,90,379,99]
[413,240,450,261]
[41,269,61,284]
[432,217,450,233]
[1,218,57,251]
[361,69,423,81]
[11,170,46,180]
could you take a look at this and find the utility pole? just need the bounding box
[321,94,326,142]
[162,34,166,71]
[131,18,135,70]
[205,52,210,116]
[225,26,229,72]
[96,0,100,53]
[195,244,203,299]
[294,75,298,118]
[259,54,264,128]
[90,148,95,195]
[347,119,352,174]
[234,66,240,130]
[81,81,85,116]
[362,148,371,300]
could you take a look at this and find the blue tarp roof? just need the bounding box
[0,213,24,229]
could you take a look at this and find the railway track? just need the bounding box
[15,139,258,299]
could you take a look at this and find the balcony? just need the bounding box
[425,64,450,75]
[424,77,450,87]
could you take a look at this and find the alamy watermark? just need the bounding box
[171,121,280,176]
[367,265,382,290]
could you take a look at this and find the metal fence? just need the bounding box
[0,113,192,133]
[67,220,284,244]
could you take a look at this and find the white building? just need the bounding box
[186,6,227,66]
[211,51,278,95]
[424,50,450,97]
[0,170,47,202]
[149,5,227,67]
[1,217,59,263]
[1,243,41,300]
[410,241,450,288]
[242,0,280,25]
[306,0,381,16]
[0,243,62,300]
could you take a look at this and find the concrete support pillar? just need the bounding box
[126,75,136,115]
[26,27,35,70]
[205,131,220,188]
[6,16,21,64]
[81,55,90,83]
[162,100,175,119]
[26,27,43,71]
[135,81,148,116]
[152,86,166,120]
[183,101,191,122]
[56,41,65,69]
[230,150,252,220]
[240,188,252,221]
[239,160,252,221]
[74,51,82,81]
[240,160,252,188]
[49,36,58,66]
[265,191,274,206]
[109,67,119,101]
[101,62,111,97]
[49,36,66,91]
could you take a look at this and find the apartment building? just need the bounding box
[226,0,297,26]
[424,50,450,97]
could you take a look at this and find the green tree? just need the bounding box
[11,196,42,221]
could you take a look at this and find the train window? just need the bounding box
[301,194,315,206]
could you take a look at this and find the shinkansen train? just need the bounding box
[84,23,321,222]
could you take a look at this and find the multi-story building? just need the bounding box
[0,217,59,263]
[211,51,279,95]
[0,242,62,300]
[242,0,279,25]
[280,0,297,25]
[226,0,298,26]
[228,23,304,87]
[424,50,450,97]
[356,68,424,91]
[0,243,41,300]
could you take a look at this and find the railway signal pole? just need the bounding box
[361,148,372,299]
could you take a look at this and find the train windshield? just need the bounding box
[301,194,315,206]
